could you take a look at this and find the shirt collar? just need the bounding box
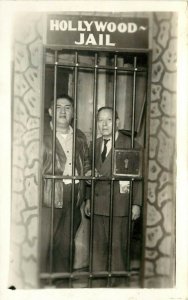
[102,131,119,141]
[50,121,73,135]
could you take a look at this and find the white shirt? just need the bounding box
[101,131,119,157]
[56,126,79,184]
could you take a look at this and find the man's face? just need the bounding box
[97,109,119,138]
[49,98,73,130]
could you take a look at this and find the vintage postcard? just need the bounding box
[0,1,187,300]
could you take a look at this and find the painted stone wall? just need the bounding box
[9,12,176,288]
[10,13,43,288]
[144,12,176,288]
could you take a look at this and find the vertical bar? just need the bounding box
[69,51,78,286]
[89,53,98,288]
[131,56,137,149]
[139,65,149,287]
[126,56,137,273]
[140,51,152,287]
[38,45,47,287]
[107,54,117,287]
[49,50,58,282]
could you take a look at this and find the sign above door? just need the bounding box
[45,15,149,50]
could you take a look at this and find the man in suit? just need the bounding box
[41,94,90,286]
[85,106,141,287]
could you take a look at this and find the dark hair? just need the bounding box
[97,106,119,120]
[50,94,74,109]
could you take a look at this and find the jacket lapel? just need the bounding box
[55,135,67,171]
[95,137,103,170]
[96,137,112,176]
[55,128,82,173]
[97,133,122,176]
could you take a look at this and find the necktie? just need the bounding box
[101,139,110,162]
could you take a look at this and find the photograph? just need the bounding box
[0,1,187,299]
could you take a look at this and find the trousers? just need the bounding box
[40,183,81,273]
[92,215,128,287]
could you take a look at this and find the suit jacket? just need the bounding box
[93,131,142,217]
[42,122,90,208]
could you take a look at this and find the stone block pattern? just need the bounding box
[9,14,43,288]
[144,13,176,288]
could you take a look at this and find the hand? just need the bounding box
[85,169,101,185]
[84,199,91,217]
[85,169,101,177]
[94,169,101,177]
[132,205,141,221]
[85,170,91,177]
[85,170,91,185]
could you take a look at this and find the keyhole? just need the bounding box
[124,158,129,169]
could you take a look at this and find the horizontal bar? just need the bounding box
[40,270,139,279]
[59,64,146,73]
[45,45,150,54]
[45,61,147,72]
[43,175,143,181]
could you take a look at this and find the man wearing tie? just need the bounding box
[85,106,141,287]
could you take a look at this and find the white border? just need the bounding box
[0,1,187,300]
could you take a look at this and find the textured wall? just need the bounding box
[10,12,176,288]
[144,12,176,287]
[10,14,43,288]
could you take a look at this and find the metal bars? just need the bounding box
[49,50,58,284]
[88,53,98,287]
[41,49,148,288]
[69,52,79,287]
[107,54,117,287]
[126,57,138,273]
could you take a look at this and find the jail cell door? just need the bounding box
[40,48,151,288]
